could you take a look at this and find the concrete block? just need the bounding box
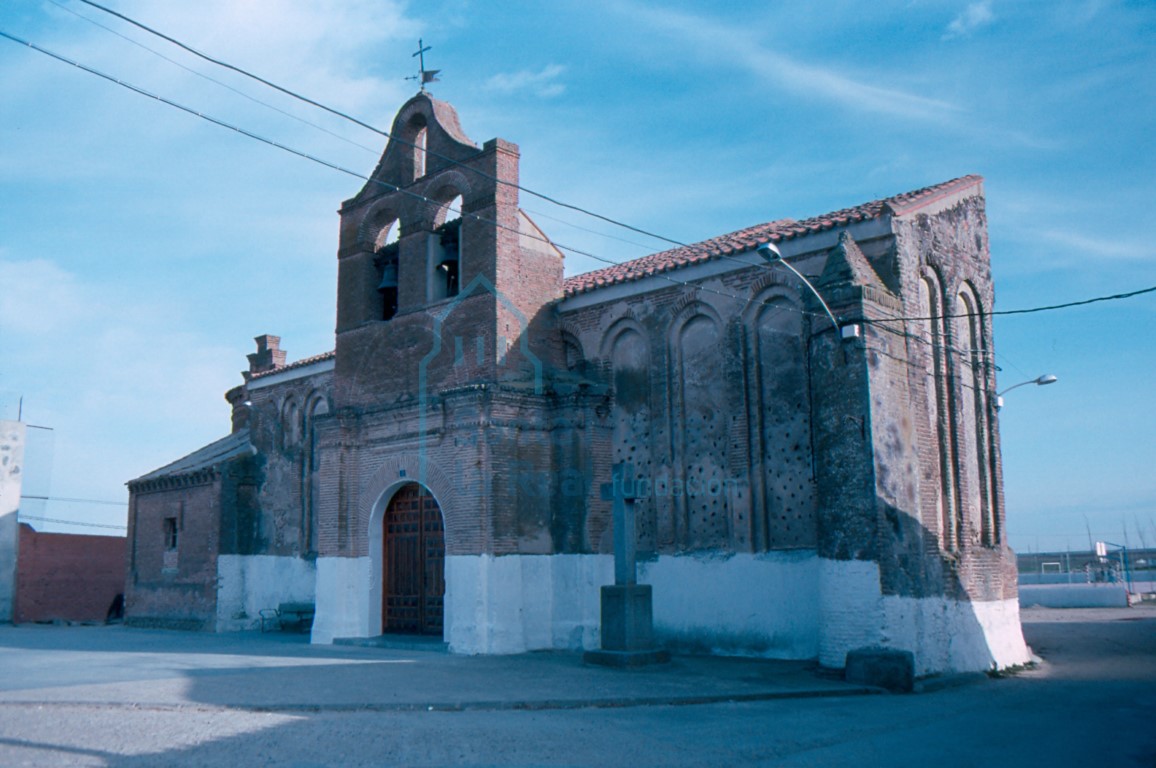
[585,584,670,667]
[598,584,655,651]
[845,646,915,693]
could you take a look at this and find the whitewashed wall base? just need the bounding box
[216,555,316,632]
[818,558,1032,674]
[445,554,612,654]
[311,556,371,644]
[639,552,820,659]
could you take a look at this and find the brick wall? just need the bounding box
[243,368,334,557]
[14,524,125,623]
[125,479,220,629]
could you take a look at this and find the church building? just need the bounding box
[125,91,1031,674]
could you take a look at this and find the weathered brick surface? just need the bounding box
[243,367,335,557]
[125,479,220,629]
[124,91,1017,645]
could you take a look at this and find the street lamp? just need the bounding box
[757,243,858,338]
[995,374,1057,410]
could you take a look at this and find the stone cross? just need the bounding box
[600,462,639,586]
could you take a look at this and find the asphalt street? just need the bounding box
[0,605,1153,766]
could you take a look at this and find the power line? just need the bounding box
[990,284,1156,317]
[46,0,382,158]
[0,29,826,326]
[18,514,127,530]
[8,20,802,317]
[0,23,889,328]
[7,30,1153,338]
[0,32,521,243]
[21,495,127,506]
[866,284,1156,324]
[72,0,689,251]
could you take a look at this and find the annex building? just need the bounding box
[125,91,1031,674]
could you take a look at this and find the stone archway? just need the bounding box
[381,483,445,635]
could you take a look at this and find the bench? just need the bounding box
[259,602,316,633]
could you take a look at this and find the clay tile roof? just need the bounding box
[249,350,336,381]
[562,175,982,298]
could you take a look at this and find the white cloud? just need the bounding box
[619,5,961,124]
[0,258,85,335]
[484,64,567,98]
[1031,229,1150,262]
[31,0,419,124]
[944,1,995,39]
[0,254,238,502]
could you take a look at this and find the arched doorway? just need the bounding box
[382,483,445,635]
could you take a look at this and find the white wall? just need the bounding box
[639,551,820,658]
[313,552,612,653]
[881,595,1032,674]
[0,421,25,622]
[817,557,1033,674]
[310,547,1032,674]
[445,554,612,654]
[817,558,885,667]
[311,556,371,644]
[215,555,316,631]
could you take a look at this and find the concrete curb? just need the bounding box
[0,685,880,714]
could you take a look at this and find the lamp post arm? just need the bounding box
[996,380,1034,398]
[997,374,1058,398]
[773,258,841,332]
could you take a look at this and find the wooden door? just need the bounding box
[383,484,445,635]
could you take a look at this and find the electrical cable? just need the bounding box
[72,0,691,250]
[18,514,127,530]
[4,16,965,326]
[45,0,383,158]
[56,2,660,254]
[0,28,827,325]
[63,2,665,254]
[864,284,1156,323]
[21,494,127,506]
[5,30,1152,338]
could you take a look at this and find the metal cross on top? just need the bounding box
[600,462,640,586]
[407,39,441,90]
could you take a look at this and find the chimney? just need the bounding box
[246,335,286,377]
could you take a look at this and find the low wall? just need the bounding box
[216,554,316,631]
[15,524,126,623]
[1019,583,1129,609]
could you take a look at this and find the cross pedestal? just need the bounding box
[584,462,670,667]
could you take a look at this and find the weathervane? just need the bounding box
[406,39,440,91]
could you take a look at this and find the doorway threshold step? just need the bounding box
[335,634,449,653]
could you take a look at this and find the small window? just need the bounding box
[164,517,178,551]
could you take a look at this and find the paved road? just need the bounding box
[0,606,1153,766]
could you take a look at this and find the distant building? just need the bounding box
[1,420,25,622]
[14,523,125,624]
[126,92,1031,674]
[3,419,126,625]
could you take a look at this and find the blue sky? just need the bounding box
[1,0,1153,553]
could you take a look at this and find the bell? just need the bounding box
[377,262,399,289]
